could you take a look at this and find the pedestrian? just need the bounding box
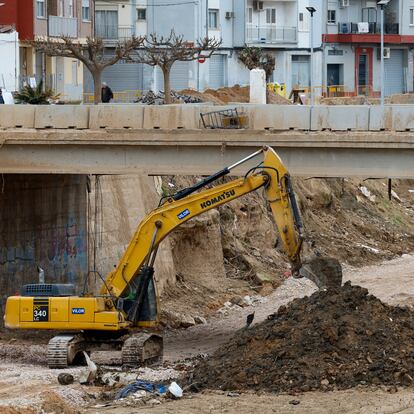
[0,89,4,104]
[101,82,113,103]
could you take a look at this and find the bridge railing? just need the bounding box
[1,104,414,131]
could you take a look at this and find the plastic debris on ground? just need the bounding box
[115,380,168,400]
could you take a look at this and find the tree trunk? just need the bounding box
[92,69,103,105]
[162,65,172,104]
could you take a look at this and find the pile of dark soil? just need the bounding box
[191,282,414,392]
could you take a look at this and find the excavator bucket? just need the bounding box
[299,256,343,290]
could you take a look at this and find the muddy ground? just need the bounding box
[1,255,414,413]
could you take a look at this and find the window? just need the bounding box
[410,8,414,25]
[328,49,343,56]
[69,0,74,17]
[327,9,336,24]
[59,0,64,17]
[362,7,377,23]
[82,0,90,21]
[208,9,219,29]
[247,7,253,24]
[72,61,78,86]
[137,8,146,21]
[96,10,118,39]
[36,0,45,18]
[266,8,276,24]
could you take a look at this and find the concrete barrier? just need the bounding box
[247,104,310,130]
[390,105,414,131]
[34,105,89,129]
[368,106,393,130]
[89,105,144,129]
[0,105,35,128]
[143,105,200,129]
[311,106,370,131]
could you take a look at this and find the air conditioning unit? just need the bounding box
[339,0,350,8]
[225,11,234,19]
[377,47,391,59]
[253,1,264,11]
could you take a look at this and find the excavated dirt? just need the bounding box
[179,85,292,105]
[191,282,414,393]
[160,177,414,320]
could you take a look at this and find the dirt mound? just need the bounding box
[179,85,292,105]
[191,282,414,392]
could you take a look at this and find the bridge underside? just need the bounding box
[1,129,413,178]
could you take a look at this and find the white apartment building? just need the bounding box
[86,0,319,97]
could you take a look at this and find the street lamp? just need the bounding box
[378,0,390,106]
[306,6,316,106]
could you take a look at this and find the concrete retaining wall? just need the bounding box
[0,175,88,319]
[3,104,414,131]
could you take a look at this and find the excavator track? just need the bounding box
[47,334,85,369]
[122,333,163,367]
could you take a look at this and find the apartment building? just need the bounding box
[323,0,414,96]
[0,0,94,100]
[88,0,319,96]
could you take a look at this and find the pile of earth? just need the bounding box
[179,85,292,105]
[190,282,414,393]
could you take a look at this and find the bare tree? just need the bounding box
[238,46,275,83]
[30,36,144,104]
[133,31,221,104]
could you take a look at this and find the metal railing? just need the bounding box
[49,15,78,38]
[246,25,297,44]
[95,25,134,40]
[338,22,399,35]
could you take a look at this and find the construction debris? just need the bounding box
[135,90,203,105]
[191,282,414,393]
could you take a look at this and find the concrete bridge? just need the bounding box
[0,103,414,178]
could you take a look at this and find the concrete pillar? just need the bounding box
[250,68,266,104]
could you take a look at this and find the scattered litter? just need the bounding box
[289,400,300,405]
[116,380,167,400]
[79,352,97,385]
[57,373,74,385]
[168,381,183,398]
[359,186,376,202]
[227,392,240,397]
[357,244,380,254]
[391,190,401,202]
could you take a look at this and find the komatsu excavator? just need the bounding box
[4,147,342,368]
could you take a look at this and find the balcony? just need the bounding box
[95,25,133,41]
[49,16,78,38]
[338,22,399,35]
[246,25,297,44]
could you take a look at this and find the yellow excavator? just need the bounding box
[4,146,342,368]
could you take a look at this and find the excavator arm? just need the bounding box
[102,147,308,324]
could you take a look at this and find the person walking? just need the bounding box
[101,82,113,103]
[0,89,5,104]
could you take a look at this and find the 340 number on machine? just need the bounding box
[33,298,49,322]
